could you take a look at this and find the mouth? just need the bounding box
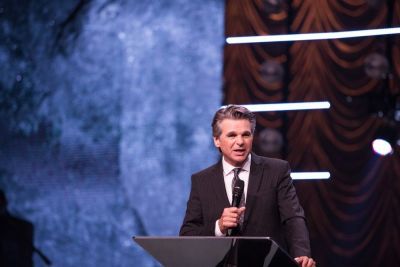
[233,149,246,155]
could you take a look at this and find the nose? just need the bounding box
[236,136,244,145]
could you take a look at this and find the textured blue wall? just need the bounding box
[0,0,223,266]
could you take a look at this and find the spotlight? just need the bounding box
[263,0,285,14]
[364,53,389,79]
[260,60,284,84]
[257,128,284,158]
[372,139,393,156]
[395,98,400,122]
[372,123,398,156]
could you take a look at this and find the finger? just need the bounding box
[222,222,237,228]
[294,256,307,267]
[222,212,238,218]
[300,257,308,267]
[222,215,238,222]
[224,207,238,213]
[237,208,246,216]
[223,213,239,219]
[302,258,312,267]
[307,259,315,267]
[223,217,238,223]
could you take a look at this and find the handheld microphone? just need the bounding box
[231,179,244,208]
[230,179,244,236]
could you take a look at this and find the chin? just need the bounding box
[232,156,248,165]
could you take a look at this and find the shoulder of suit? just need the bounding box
[252,153,290,168]
[191,161,220,179]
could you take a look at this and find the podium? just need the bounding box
[133,236,298,267]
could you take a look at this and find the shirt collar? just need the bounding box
[222,154,251,176]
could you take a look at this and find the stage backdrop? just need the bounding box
[224,0,400,266]
[0,0,224,266]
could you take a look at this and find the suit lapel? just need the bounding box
[243,154,264,227]
[211,160,231,209]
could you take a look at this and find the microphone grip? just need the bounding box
[231,179,244,207]
[231,191,241,207]
[230,179,244,236]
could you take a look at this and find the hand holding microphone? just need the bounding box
[218,207,246,235]
[218,178,245,235]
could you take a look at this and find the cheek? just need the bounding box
[246,139,253,147]
[221,139,234,149]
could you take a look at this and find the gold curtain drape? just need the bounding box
[224,1,400,266]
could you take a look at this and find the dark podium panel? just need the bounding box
[133,236,298,267]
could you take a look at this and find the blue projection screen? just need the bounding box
[0,0,223,266]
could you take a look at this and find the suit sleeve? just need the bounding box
[277,162,311,257]
[179,175,214,236]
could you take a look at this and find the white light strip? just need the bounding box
[226,27,400,44]
[223,101,331,112]
[291,172,331,180]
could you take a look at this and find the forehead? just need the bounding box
[219,119,252,132]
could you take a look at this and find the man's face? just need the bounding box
[213,119,254,167]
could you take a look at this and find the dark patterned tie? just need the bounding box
[231,168,245,235]
[232,168,241,191]
[232,168,245,207]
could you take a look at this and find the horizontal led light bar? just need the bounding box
[291,172,331,180]
[224,101,331,112]
[226,27,400,44]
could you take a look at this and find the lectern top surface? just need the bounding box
[133,236,297,267]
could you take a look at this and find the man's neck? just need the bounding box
[222,154,251,169]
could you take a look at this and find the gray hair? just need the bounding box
[211,105,256,137]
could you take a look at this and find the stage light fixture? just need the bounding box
[257,128,284,158]
[263,0,284,14]
[364,53,389,79]
[394,99,400,122]
[372,123,398,156]
[226,27,400,44]
[290,172,331,180]
[222,101,330,112]
[372,139,393,156]
[260,60,285,84]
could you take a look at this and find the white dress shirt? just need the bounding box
[215,154,251,236]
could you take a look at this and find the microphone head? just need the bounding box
[232,179,244,207]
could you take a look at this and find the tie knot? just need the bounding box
[233,168,241,177]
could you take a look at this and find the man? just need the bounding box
[180,105,316,267]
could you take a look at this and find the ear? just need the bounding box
[213,136,220,148]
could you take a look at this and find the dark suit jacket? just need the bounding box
[179,153,311,257]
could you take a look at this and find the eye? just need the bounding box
[243,132,252,137]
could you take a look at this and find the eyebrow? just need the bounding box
[226,130,252,135]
